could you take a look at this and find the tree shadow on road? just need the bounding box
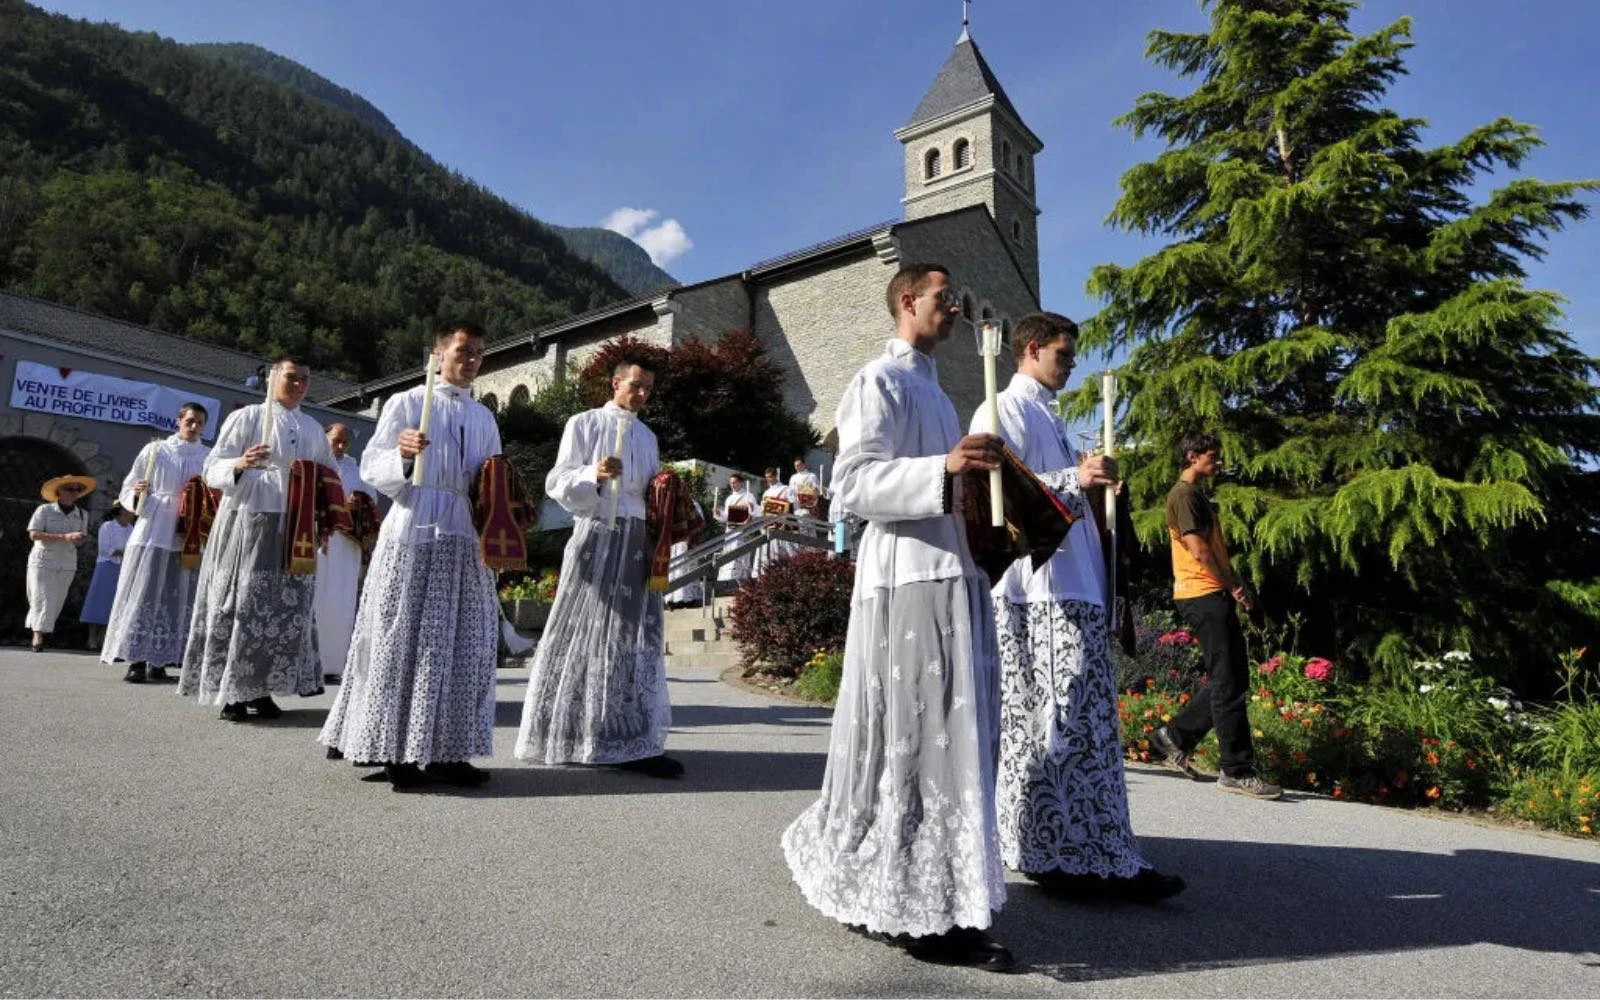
[435,747,827,799]
[1003,836,1600,982]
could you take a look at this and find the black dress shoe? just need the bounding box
[1027,867,1187,903]
[326,747,345,761]
[146,665,170,682]
[123,663,147,684]
[613,754,684,779]
[323,673,341,686]
[902,926,1018,973]
[424,761,491,787]
[219,702,250,722]
[248,696,283,719]
[386,763,426,793]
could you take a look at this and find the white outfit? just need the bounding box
[102,435,210,666]
[314,453,373,679]
[781,338,1005,936]
[716,488,758,582]
[26,502,88,632]
[515,403,669,764]
[319,383,503,764]
[751,481,798,576]
[974,372,1149,877]
[178,404,335,705]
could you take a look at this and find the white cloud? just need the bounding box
[601,206,694,268]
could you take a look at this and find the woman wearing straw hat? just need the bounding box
[25,474,95,652]
[79,501,135,649]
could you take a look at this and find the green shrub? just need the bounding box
[1501,767,1599,837]
[793,649,844,703]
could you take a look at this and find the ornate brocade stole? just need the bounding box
[961,446,1077,586]
[283,460,350,575]
[176,476,221,569]
[472,455,534,572]
[645,471,705,591]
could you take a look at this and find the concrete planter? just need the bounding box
[504,599,550,631]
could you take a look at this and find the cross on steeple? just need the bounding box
[960,0,971,41]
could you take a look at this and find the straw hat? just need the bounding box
[40,474,97,502]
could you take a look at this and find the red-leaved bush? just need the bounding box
[728,551,854,676]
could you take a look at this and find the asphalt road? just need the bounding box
[1,647,1596,998]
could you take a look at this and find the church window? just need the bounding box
[1001,139,1013,173]
[480,392,499,412]
[961,292,974,319]
[981,305,994,321]
[1011,219,1024,243]
[509,384,531,408]
[924,148,942,180]
[1015,153,1025,178]
[953,138,972,170]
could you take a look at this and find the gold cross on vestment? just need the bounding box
[486,531,516,557]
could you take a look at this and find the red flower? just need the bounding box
[1303,657,1334,681]
[1259,655,1284,674]
[1425,786,1442,800]
[1158,629,1198,647]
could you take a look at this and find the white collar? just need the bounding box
[885,337,939,382]
[1009,371,1060,405]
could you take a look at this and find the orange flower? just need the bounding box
[1179,692,1191,704]
[1332,787,1345,799]
[1425,752,1440,765]
[1426,786,1442,800]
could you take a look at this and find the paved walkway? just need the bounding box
[1,647,1596,997]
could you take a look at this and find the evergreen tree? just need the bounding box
[1071,0,1600,689]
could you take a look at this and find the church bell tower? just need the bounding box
[894,18,1043,296]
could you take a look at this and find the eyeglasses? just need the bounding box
[926,289,960,307]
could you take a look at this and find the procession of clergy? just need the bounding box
[30,262,1188,972]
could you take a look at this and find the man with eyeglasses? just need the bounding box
[25,474,94,652]
[971,311,1186,903]
[781,263,1018,972]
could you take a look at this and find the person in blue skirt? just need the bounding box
[81,501,134,648]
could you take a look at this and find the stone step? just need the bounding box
[663,649,742,672]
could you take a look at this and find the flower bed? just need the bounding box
[1117,630,1596,839]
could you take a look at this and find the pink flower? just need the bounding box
[1158,630,1197,647]
[1259,655,1284,675]
[1303,657,1334,681]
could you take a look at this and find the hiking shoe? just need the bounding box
[1150,726,1201,779]
[1218,774,1283,800]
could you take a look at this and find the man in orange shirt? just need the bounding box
[1150,432,1282,800]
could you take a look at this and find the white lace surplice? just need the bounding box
[178,405,335,704]
[781,338,1005,937]
[318,384,502,764]
[974,372,1149,876]
[514,404,669,764]
[103,437,211,666]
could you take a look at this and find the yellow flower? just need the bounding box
[1554,788,1563,798]
[1160,713,1171,723]
[1253,729,1264,738]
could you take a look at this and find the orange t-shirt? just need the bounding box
[1165,480,1232,600]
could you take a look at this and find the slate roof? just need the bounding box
[905,35,1027,129]
[0,291,362,401]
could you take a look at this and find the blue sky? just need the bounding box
[35,0,1600,388]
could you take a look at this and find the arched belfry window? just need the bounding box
[924,148,942,180]
[961,292,975,319]
[1015,153,1025,177]
[1001,139,1013,172]
[1012,219,1024,243]
[953,138,972,170]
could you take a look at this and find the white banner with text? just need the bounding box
[10,360,221,441]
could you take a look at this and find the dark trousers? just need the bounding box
[1167,590,1257,777]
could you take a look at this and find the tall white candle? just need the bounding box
[1102,370,1119,609]
[259,366,275,449]
[411,350,437,487]
[606,412,628,527]
[819,463,826,489]
[135,437,159,516]
[981,322,1004,528]
[601,409,627,528]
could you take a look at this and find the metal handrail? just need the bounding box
[664,513,855,597]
